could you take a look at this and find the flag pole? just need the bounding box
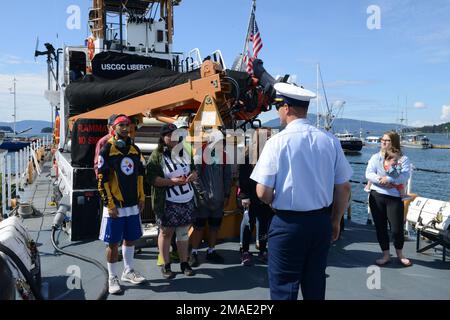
[237,0,256,71]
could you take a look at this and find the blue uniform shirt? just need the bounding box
[250,119,353,211]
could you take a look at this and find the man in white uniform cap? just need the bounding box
[250,82,352,300]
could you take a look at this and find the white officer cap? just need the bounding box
[274,82,316,108]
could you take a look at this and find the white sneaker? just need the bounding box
[121,269,146,285]
[108,276,122,295]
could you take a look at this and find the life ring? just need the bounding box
[87,37,95,61]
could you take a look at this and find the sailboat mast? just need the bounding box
[237,0,256,71]
[318,65,331,131]
[405,96,408,128]
[12,78,17,134]
[397,96,400,133]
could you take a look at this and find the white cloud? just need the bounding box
[375,0,450,64]
[413,101,427,109]
[416,27,450,43]
[441,105,450,120]
[423,46,450,64]
[0,54,35,66]
[411,120,434,127]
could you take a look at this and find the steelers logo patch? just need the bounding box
[98,156,104,169]
[120,157,135,176]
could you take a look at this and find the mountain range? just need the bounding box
[263,113,404,136]
[0,120,52,135]
[2,116,408,137]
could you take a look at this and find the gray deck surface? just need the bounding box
[18,163,450,300]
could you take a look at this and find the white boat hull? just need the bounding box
[401,142,432,149]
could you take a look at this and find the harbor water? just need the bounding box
[349,133,450,224]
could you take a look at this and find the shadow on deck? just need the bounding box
[18,164,449,300]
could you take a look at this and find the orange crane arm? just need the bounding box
[68,72,223,129]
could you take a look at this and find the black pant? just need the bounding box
[269,208,332,300]
[242,202,273,253]
[369,191,405,251]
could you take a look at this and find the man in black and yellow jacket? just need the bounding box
[97,114,146,294]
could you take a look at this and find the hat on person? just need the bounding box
[112,115,131,127]
[160,123,177,136]
[273,82,316,108]
[107,114,118,126]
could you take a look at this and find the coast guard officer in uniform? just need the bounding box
[250,82,352,300]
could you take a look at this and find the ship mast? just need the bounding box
[9,78,17,134]
[91,0,105,40]
[318,64,332,131]
[236,0,257,71]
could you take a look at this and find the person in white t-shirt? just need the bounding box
[146,124,197,278]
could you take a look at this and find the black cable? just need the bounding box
[223,76,240,100]
[223,76,241,110]
[0,243,44,300]
[349,179,366,185]
[349,161,450,174]
[348,161,367,166]
[50,227,109,300]
[414,167,450,174]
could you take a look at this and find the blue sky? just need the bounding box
[0,0,449,127]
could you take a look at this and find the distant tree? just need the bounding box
[0,126,14,133]
[41,127,53,133]
[419,122,450,133]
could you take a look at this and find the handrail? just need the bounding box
[211,50,227,70]
[348,161,450,174]
[187,48,202,70]
[0,136,52,218]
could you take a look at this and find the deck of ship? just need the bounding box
[16,162,450,300]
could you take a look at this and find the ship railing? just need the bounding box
[211,50,227,70]
[0,136,52,220]
[187,48,202,71]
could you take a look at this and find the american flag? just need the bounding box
[244,12,263,74]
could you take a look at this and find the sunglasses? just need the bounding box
[381,139,391,142]
[275,103,287,111]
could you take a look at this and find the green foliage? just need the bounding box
[418,122,450,133]
[41,127,53,133]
